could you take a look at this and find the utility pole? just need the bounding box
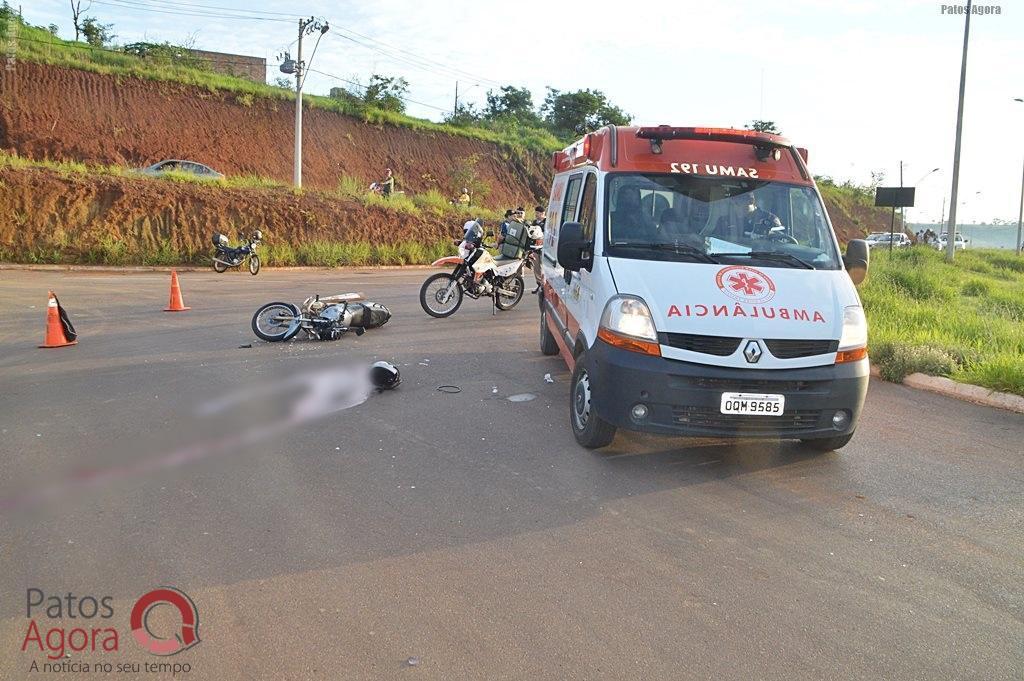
[280,17,328,189]
[454,80,459,117]
[294,18,305,188]
[945,0,971,262]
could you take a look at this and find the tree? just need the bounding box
[541,87,631,139]
[80,17,114,47]
[69,0,91,42]
[47,24,60,36]
[745,119,781,134]
[483,85,539,126]
[274,76,294,89]
[361,74,408,113]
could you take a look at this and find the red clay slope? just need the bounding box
[0,63,549,205]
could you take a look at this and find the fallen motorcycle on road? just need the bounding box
[251,293,391,342]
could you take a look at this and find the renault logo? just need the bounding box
[743,340,763,364]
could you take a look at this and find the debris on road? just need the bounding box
[508,393,536,402]
[436,385,461,394]
[543,373,554,383]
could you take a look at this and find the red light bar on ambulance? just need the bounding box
[635,126,790,146]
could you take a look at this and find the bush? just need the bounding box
[872,343,959,382]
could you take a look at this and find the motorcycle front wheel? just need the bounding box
[251,302,300,342]
[420,273,464,318]
[249,254,261,276]
[495,275,525,311]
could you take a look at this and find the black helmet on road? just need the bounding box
[370,361,401,390]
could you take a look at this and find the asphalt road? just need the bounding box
[1,268,1021,681]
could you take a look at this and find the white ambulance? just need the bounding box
[539,126,870,450]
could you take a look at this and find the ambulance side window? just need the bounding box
[577,173,598,242]
[561,175,583,226]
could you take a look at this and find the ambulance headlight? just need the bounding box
[839,305,868,350]
[599,296,658,342]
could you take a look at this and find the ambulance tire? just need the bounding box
[570,358,616,449]
[539,304,559,356]
[799,432,854,452]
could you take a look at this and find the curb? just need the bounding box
[0,263,440,273]
[902,373,1024,415]
[870,364,1024,415]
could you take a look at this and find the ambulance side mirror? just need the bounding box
[843,239,870,286]
[557,222,591,274]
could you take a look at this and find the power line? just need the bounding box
[326,26,502,87]
[307,67,450,113]
[89,0,295,23]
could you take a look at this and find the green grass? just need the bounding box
[6,17,561,156]
[861,247,1024,396]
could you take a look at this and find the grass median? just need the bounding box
[861,247,1024,396]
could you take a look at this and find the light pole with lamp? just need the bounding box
[453,82,481,117]
[1014,98,1023,255]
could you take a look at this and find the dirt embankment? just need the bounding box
[0,63,550,206]
[0,167,458,261]
[0,166,894,265]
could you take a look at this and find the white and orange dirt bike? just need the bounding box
[419,225,541,318]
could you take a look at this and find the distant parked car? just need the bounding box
[867,232,910,249]
[138,160,224,179]
[935,233,968,251]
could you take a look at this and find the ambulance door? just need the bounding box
[549,172,585,344]
[571,171,600,348]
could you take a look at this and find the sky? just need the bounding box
[27,0,1024,223]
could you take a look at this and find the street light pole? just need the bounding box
[1015,98,1024,256]
[945,0,972,262]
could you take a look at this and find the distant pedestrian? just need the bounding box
[379,168,395,198]
[457,188,471,205]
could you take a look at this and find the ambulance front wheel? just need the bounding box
[570,358,616,449]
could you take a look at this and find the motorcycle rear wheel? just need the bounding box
[420,273,464,318]
[252,302,300,342]
[495,275,525,310]
[212,258,229,273]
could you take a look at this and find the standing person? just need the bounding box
[498,209,514,245]
[532,205,547,229]
[457,188,471,206]
[379,168,395,198]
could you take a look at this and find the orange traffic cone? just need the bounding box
[39,291,78,348]
[164,270,191,312]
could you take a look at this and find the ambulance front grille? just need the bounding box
[660,333,741,356]
[672,407,822,431]
[660,333,838,359]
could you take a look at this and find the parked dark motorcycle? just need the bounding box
[251,293,391,342]
[212,231,262,275]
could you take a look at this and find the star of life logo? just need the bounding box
[715,265,777,304]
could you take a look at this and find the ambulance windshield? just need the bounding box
[605,174,842,270]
